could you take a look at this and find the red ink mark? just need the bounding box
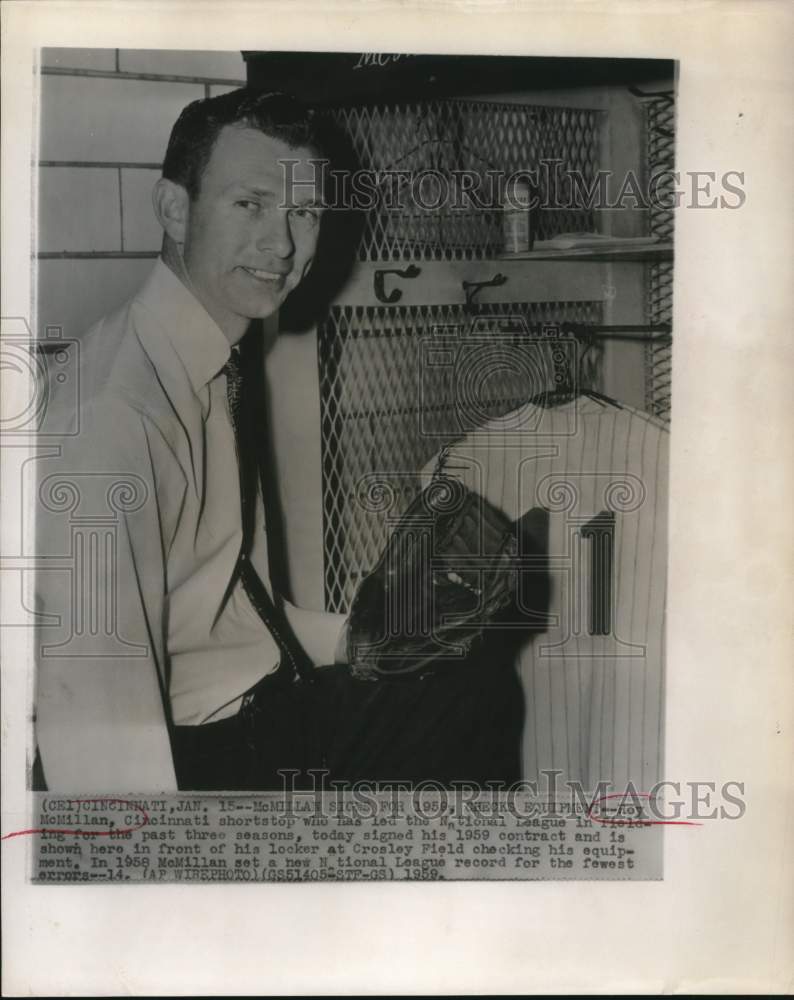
[1,798,150,840]
[586,792,702,827]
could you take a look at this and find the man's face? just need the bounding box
[181,125,324,338]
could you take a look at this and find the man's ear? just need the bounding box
[152,177,190,244]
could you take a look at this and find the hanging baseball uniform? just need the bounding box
[424,393,668,792]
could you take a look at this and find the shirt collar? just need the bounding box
[135,258,232,391]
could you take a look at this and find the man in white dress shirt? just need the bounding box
[35,89,346,792]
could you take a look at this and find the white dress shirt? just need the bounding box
[35,259,343,791]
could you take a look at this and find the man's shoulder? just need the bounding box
[42,267,187,439]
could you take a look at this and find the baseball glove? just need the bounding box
[346,476,522,680]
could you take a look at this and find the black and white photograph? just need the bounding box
[1,1,791,995]
[29,48,675,803]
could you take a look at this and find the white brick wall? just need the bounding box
[37,48,246,340]
[120,168,163,252]
[39,167,120,252]
[41,48,117,71]
[38,258,156,340]
[117,49,245,80]
[39,76,206,163]
[208,85,243,98]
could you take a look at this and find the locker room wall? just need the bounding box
[36,48,245,343]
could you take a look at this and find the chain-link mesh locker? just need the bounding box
[644,93,675,422]
[327,100,602,262]
[318,299,604,612]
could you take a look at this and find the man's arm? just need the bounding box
[281,454,455,672]
[35,400,182,791]
[282,602,348,667]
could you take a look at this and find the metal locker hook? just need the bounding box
[462,273,508,308]
[373,265,421,304]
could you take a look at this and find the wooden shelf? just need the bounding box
[499,241,673,262]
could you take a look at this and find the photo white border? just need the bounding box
[2,1,793,994]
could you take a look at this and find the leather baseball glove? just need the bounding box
[346,477,522,680]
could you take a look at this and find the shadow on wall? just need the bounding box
[279,116,365,333]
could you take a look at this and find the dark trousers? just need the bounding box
[171,711,258,791]
[171,667,319,792]
[314,656,524,787]
[171,657,524,791]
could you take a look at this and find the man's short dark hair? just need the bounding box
[162,88,326,200]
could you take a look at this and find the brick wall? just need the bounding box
[37,48,245,339]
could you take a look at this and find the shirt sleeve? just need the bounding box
[282,601,348,668]
[34,397,185,791]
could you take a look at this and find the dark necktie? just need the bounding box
[222,347,313,685]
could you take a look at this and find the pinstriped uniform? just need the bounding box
[426,395,668,791]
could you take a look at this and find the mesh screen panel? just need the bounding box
[318,299,603,612]
[327,100,602,262]
[644,93,675,422]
